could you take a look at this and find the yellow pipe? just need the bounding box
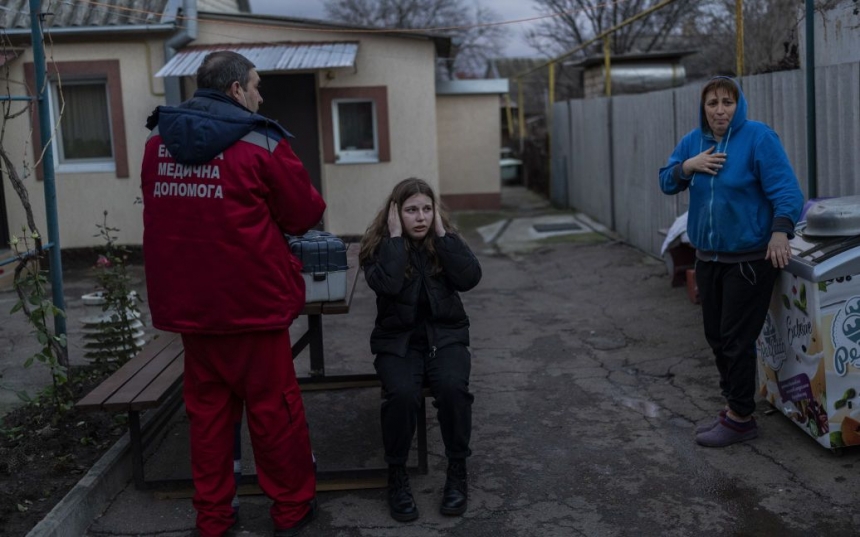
[504,91,515,141]
[548,62,555,189]
[603,35,612,96]
[517,78,525,150]
[736,0,744,77]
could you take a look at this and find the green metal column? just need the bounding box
[30,0,66,336]
[805,0,817,199]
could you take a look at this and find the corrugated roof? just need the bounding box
[156,42,360,77]
[0,0,174,30]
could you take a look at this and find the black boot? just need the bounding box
[440,458,467,516]
[387,465,419,522]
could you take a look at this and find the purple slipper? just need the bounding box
[695,416,757,447]
[694,409,728,434]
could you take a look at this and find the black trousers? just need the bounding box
[374,344,474,465]
[696,259,778,417]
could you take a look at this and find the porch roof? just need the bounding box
[155,41,359,77]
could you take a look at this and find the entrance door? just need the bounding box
[258,73,321,194]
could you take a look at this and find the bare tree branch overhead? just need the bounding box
[525,0,842,77]
[526,0,702,58]
[686,0,803,77]
[324,0,507,77]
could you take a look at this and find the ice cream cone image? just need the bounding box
[810,357,826,401]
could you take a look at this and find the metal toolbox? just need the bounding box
[288,231,348,303]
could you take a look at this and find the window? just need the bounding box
[320,86,390,164]
[24,60,129,179]
[48,80,115,172]
[332,99,378,163]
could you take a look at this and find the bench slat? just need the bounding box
[76,332,180,410]
[100,336,186,409]
[130,354,184,411]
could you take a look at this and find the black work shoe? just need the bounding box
[440,458,467,516]
[388,465,419,522]
[273,497,318,537]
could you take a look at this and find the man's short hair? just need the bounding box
[196,51,255,93]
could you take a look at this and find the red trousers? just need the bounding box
[182,330,316,536]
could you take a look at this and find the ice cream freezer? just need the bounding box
[756,196,860,451]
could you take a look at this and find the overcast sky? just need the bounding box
[247,0,544,58]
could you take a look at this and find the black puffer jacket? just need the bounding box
[364,234,482,357]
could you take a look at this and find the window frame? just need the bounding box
[47,78,116,173]
[24,60,128,179]
[320,86,390,165]
[331,97,379,164]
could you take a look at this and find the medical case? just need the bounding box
[288,231,348,303]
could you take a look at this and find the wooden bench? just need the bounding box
[75,331,185,490]
[76,244,429,491]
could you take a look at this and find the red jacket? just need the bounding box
[141,90,326,334]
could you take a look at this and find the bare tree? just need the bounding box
[527,0,855,79]
[684,0,801,77]
[1,36,70,372]
[526,0,703,58]
[323,0,507,77]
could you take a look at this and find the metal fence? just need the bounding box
[552,61,860,257]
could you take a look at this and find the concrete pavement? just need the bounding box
[7,186,860,536]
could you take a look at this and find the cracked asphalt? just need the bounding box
[6,187,860,536]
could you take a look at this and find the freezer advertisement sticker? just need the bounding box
[758,312,786,371]
[777,374,814,403]
[831,296,860,376]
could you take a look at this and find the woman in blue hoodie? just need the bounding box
[659,77,804,447]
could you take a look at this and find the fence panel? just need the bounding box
[551,101,571,207]
[612,91,678,254]
[816,62,860,197]
[569,98,613,224]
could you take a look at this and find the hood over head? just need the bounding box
[699,76,748,140]
[145,89,291,165]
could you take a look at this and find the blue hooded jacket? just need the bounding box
[659,77,804,259]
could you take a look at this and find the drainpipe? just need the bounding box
[163,0,198,105]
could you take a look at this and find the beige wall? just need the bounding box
[0,20,442,249]
[193,19,441,236]
[1,39,167,249]
[436,94,501,206]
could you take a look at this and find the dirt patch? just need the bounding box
[0,372,125,535]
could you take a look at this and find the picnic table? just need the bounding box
[77,244,428,494]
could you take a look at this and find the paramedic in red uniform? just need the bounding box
[140,51,325,537]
